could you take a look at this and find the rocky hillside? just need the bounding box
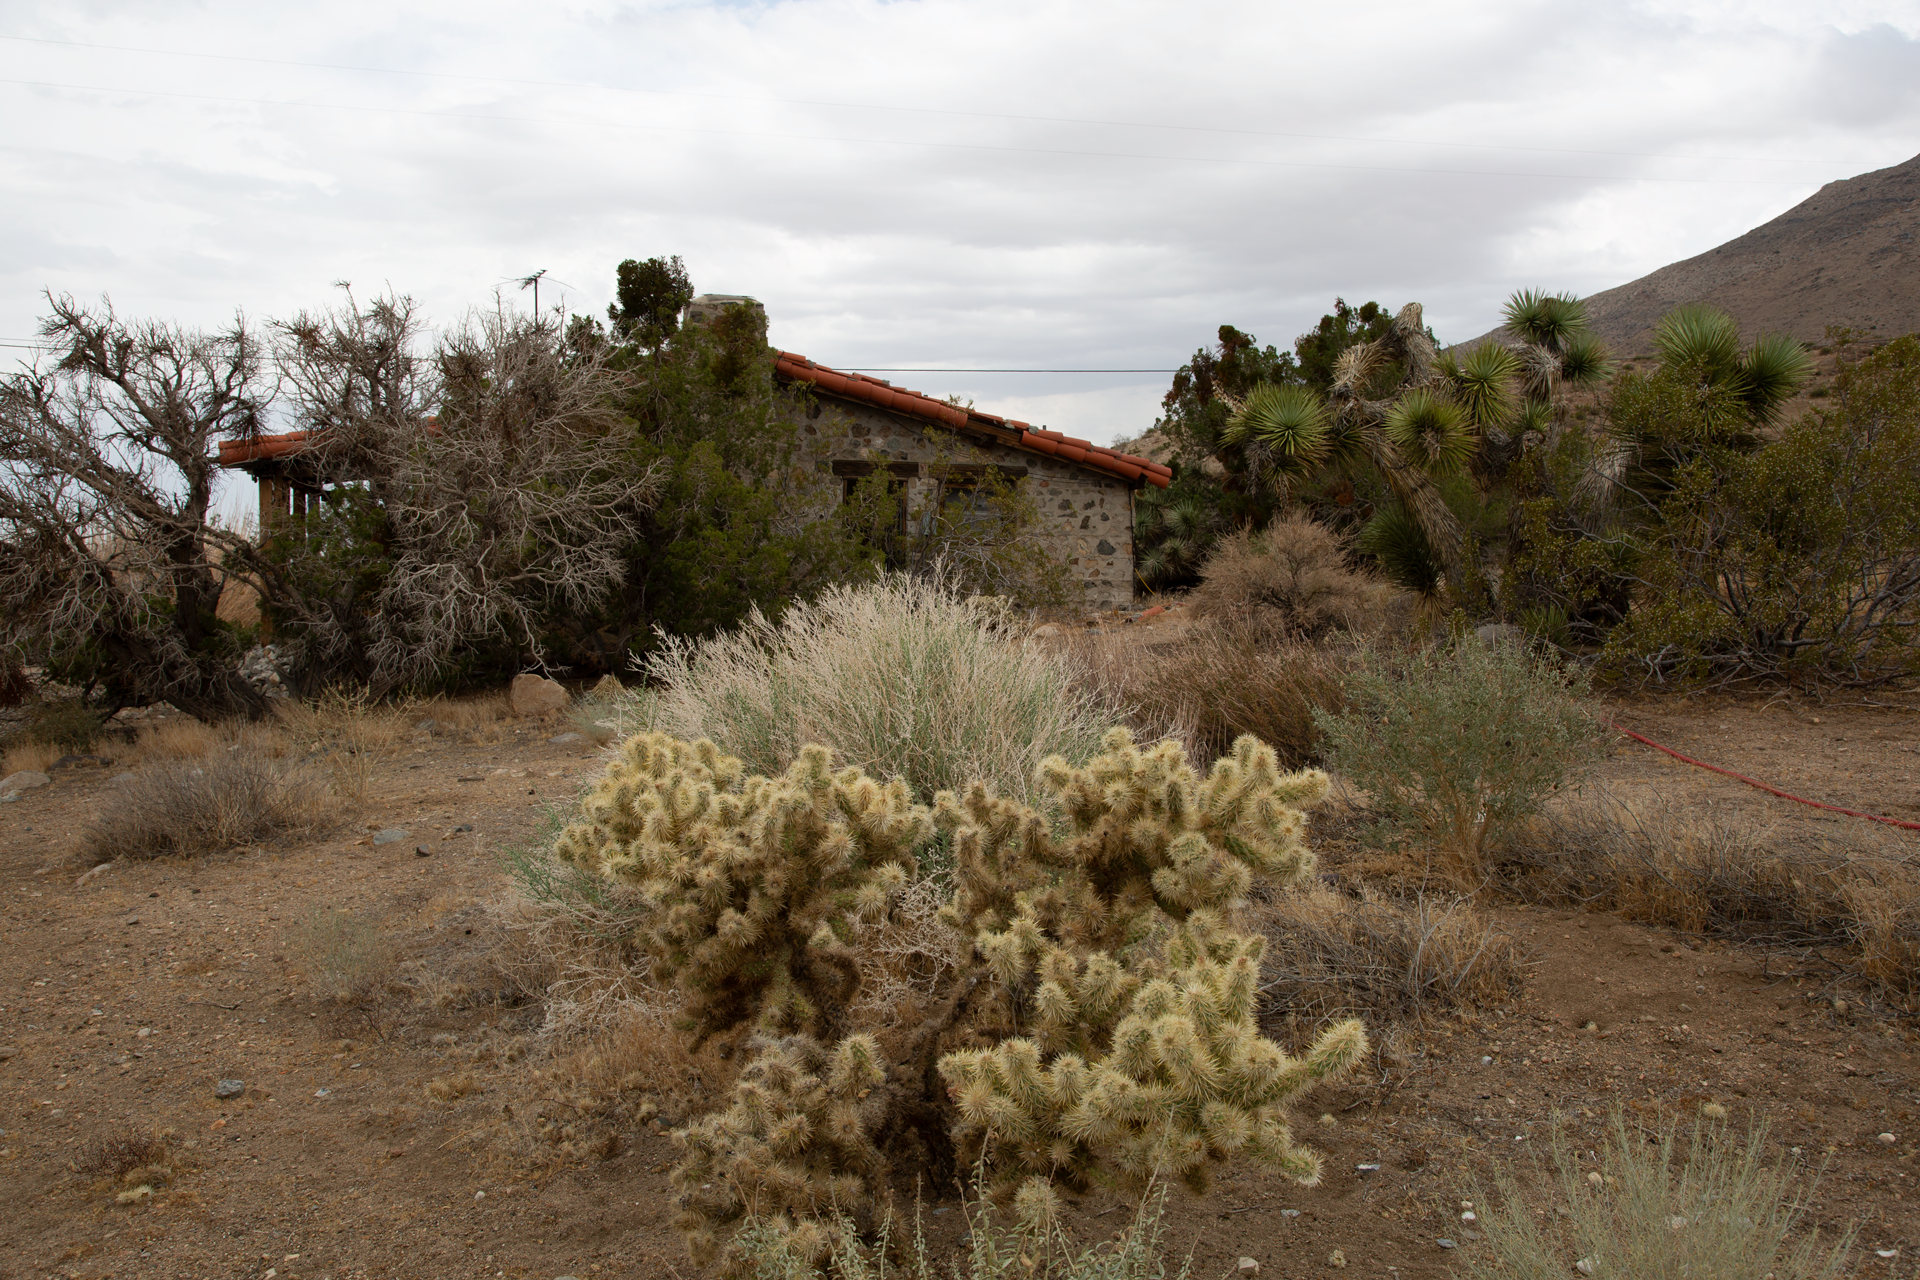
[1569,150,1920,355]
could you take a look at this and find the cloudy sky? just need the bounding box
[4,0,1918,454]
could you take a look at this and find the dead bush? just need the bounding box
[26,698,103,751]
[84,753,327,859]
[1507,790,1920,1005]
[1252,883,1529,1037]
[1189,512,1388,639]
[74,1127,179,1198]
[1076,620,1348,767]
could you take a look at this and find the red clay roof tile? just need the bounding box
[774,351,1169,488]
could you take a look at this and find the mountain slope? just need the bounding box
[1479,151,1920,354]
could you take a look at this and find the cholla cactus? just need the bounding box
[940,917,1366,1196]
[934,729,1363,1196]
[554,731,932,1040]
[672,1034,890,1277]
[554,727,1365,1273]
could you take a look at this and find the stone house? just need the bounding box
[771,351,1168,610]
[217,300,1170,611]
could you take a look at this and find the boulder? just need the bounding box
[0,770,50,796]
[1474,623,1529,648]
[509,673,570,717]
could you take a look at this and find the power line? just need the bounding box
[0,76,1824,186]
[0,32,1841,168]
[843,368,1176,374]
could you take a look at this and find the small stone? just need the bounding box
[414,846,432,858]
[452,824,473,833]
[1879,1132,1898,1145]
[1280,1208,1301,1218]
[0,770,50,796]
[214,1078,245,1099]
[1326,1249,1346,1269]
[0,1046,17,1061]
[371,829,409,845]
[1236,1259,1259,1277]
[1435,1239,1457,1250]
[1575,1260,1595,1276]
[1460,1210,1477,1223]
[548,732,584,745]
[509,673,569,717]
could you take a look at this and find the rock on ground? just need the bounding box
[509,674,569,717]
[0,771,50,796]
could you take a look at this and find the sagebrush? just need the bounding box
[1315,635,1604,886]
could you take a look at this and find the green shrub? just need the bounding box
[1464,1109,1854,1280]
[640,573,1115,805]
[1604,335,1920,689]
[1314,635,1603,885]
[28,698,104,751]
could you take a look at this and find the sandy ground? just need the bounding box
[2,694,1918,1280]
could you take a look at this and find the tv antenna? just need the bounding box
[517,269,548,314]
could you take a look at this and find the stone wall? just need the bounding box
[794,396,1137,610]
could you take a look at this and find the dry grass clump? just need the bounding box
[847,874,971,1029]
[1508,790,1920,1004]
[1251,884,1529,1034]
[74,1127,181,1201]
[134,716,223,760]
[1,737,63,776]
[288,907,393,1002]
[1466,1110,1854,1280]
[274,689,408,803]
[1075,620,1348,768]
[83,753,327,859]
[408,691,513,734]
[642,572,1115,803]
[1189,512,1390,640]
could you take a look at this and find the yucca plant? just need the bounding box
[1223,384,1333,492]
[1384,389,1475,477]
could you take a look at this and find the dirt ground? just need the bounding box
[4,692,1920,1280]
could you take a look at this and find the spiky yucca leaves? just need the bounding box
[1647,303,1812,433]
[1384,390,1475,477]
[1222,385,1333,491]
[1446,341,1520,430]
[940,916,1367,1197]
[673,1034,891,1277]
[553,731,932,1041]
[1502,289,1587,354]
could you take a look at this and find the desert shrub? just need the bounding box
[641,573,1115,804]
[735,1180,1190,1280]
[1603,335,1919,689]
[1,738,61,777]
[272,689,405,803]
[552,726,1365,1276]
[1075,620,1348,768]
[75,1127,180,1200]
[135,716,223,760]
[84,753,325,858]
[27,698,103,751]
[1315,636,1604,886]
[1508,790,1920,1004]
[289,907,393,1001]
[1251,885,1529,1031]
[1188,513,1385,639]
[1464,1109,1853,1280]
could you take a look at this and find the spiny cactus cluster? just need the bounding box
[553,726,1365,1274]
[673,1033,889,1272]
[554,731,930,1040]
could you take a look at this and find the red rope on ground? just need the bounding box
[1606,720,1920,832]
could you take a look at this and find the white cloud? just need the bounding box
[2,0,1916,450]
